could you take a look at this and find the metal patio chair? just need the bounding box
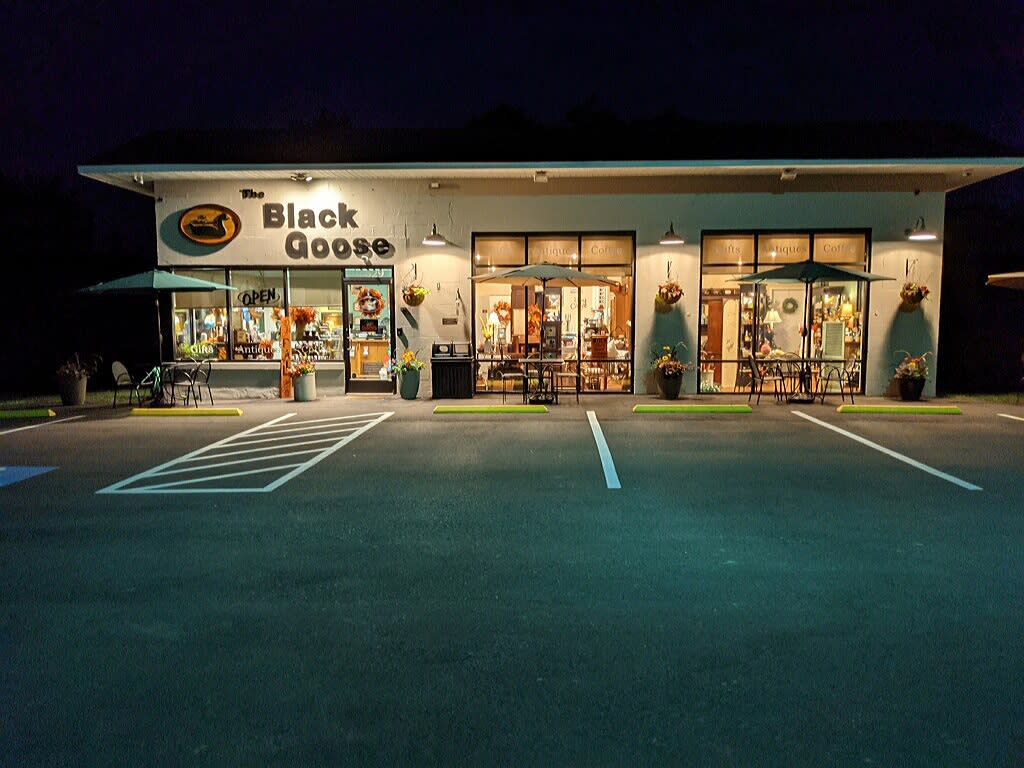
[111,360,143,407]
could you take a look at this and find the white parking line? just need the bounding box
[98,411,393,494]
[793,410,982,491]
[998,413,1024,422]
[0,415,84,436]
[586,411,621,490]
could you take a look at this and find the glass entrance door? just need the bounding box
[342,268,395,394]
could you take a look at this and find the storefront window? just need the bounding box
[700,231,868,394]
[172,268,228,360]
[229,269,284,360]
[287,270,343,361]
[472,233,634,394]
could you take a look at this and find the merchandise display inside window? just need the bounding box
[172,268,348,362]
[172,268,228,360]
[229,269,285,360]
[472,233,634,394]
[287,270,344,361]
[700,231,868,394]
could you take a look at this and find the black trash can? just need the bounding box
[431,342,474,398]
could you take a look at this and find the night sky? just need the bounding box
[3,1,1022,179]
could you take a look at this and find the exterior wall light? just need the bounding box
[905,217,938,241]
[780,168,798,181]
[423,223,447,246]
[290,172,313,183]
[659,222,685,246]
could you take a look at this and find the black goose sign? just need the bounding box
[178,204,241,246]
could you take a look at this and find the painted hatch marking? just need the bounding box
[97,411,393,494]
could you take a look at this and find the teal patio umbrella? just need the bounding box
[731,260,892,358]
[77,269,235,366]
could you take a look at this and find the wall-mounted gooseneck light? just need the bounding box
[905,217,938,241]
[659,222,685,246]
[423,223,447,247]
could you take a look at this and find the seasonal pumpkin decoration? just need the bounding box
[355,286,385,318]
[402,284,430,306]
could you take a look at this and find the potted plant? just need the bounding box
[289,355,317,402]
[899,281,929,312]
[390,349,426,400]
[402,284,430,306]
[893,350,930,400]
[651,342,693,400]
[56,353,102,406]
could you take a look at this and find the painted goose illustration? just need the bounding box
[187,212,229,239]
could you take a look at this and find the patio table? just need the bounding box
[518,358,560,405]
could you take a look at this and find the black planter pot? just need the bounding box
[897,377,925,401]
[655,370,683,400]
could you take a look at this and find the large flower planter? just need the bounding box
[897,377,925,401]
[58,375,88,406]
[293,373,317,402]
[399,369,420,400]
[655,370,683,400]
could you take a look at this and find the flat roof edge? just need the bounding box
[78,157,1024,174]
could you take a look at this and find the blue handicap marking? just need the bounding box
[0,466,57,487]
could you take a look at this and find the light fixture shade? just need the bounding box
[763,309,782,324]
[422,223,447,247]
[659,222,685,245]
[905,217,938,241]
[487,311,500,326]
[290,172,313,183]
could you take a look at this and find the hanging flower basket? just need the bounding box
[657,281,683,305]
[899,282,929,312]
[402,284,429,306]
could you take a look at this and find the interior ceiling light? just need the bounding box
[290,172,313,183]
[780,168,798,181]
[422,223,447,247]
[659,222,685,246]
[905,217,938,241]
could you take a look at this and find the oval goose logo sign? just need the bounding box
[178,204,241,246]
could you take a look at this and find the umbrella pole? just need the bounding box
[156,296,163,366]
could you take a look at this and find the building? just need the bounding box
[79,121,1023,399]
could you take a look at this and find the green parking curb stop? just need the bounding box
[633,404,753,414]
[0,409,57,418]
[433,405,548,414]
[131,408,244,416]
[836,405,962,415]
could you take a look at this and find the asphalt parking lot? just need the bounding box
[2,395,1023,765]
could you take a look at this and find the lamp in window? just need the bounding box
[423,223,447,247]
[840,300,854,318]
[762,308,782,326]
[905,217,938,241]
[659,222,685,246]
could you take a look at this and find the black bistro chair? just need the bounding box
[748,355,785,404]
[168,361,200,407]
[111,360,143,407]
[190,359,214,405]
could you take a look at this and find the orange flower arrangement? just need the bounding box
[527,304,542,335]
[289,306,317,324]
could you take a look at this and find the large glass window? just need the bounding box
[172,268,228,360]
[287,270,343,361]
[700,231,868,394]
[229,269,285,360]
[472,233,634,394]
